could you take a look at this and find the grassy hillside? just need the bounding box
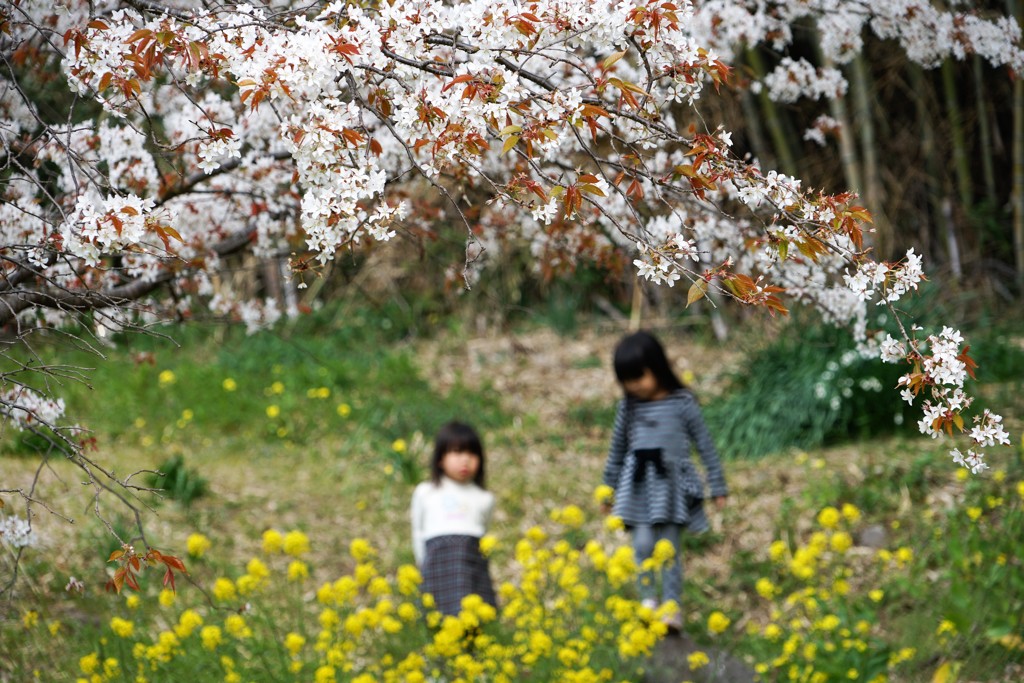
[1,317,1023,682]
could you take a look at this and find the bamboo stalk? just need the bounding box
[851,54,891,257]
[1011,0,1024,291]
[745,47,798,176]
[972,56,998,207]
[1015,74,1024,291]
[940,58,974,212]
[909,65,941,267]
[819,53,862,205]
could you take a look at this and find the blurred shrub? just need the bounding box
[146,455,209,507]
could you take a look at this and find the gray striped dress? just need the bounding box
[603,389,727,529]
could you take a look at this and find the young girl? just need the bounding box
[602,330,728,629]
[411,421,497,616]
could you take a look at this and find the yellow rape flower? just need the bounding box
[200,625,222,651]
[80,653,100,675]
[283,530,310,557]
[841,503,861,523]
[224,615,251,639]
[397,564,421,595]
[551,504,586,528]
[212,578,236,602]
[186,533,211,558]
[817,506,841,529]
[175,610,203,639]
[287,560,309,582]
[125,595,140,609]
[314,665,337,683]
[109,617,134,638]
[266,404,281,419]
[350,538,374,562]
[755,578,776,599]
[769,540,788,562]
[392,438,407,453]
[158,370,175,386]
[479,535,498,557]
[708,611,731,635]
[604,515,625,532]
[22,611,38,629]
[687,650,710,670]
[651,539,676,565]
[368,576,391,596]
[247,557,270,579]
[262,529,284,554]
[830,531,853,553]
[966,506,983,521]
[336,403,351,418]
[158,589,175,607]
[222,378,237,391]
[868,589,884,602]
[593,485,614,505]
[284,632,305,655]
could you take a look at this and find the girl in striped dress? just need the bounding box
[602,331,728,630]
[411,421,497,616]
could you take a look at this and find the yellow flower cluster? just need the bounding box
[71,500,692,683]
[751,503,916,683]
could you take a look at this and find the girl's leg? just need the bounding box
[654,523,684,605]
[631,525,658,604]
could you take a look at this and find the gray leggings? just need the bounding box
[631,523,683,604]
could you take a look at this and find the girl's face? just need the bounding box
[622,368,667,401]
[441,449,480,483]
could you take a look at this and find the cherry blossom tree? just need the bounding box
[1,0,1017,590]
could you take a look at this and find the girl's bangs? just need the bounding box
[613,354,647,382]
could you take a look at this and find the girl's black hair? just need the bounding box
[613,330,685,394]
[430,420,486,487]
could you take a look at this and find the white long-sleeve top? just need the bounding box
[410,477,495,566]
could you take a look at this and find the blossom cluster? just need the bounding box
[0,514,39,549]
[1,0,1015,475]
[0,386,66,431]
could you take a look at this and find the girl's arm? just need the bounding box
[683,396,728,498]
[602,399,629,488]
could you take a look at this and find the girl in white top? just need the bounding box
[411,421,496,615]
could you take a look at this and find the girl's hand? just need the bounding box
[712,496,727,510]
[600,502,613,516]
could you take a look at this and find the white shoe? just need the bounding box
[659,601,683,631]
[661,610,683,631]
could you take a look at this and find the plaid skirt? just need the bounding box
[422,535,496,616]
